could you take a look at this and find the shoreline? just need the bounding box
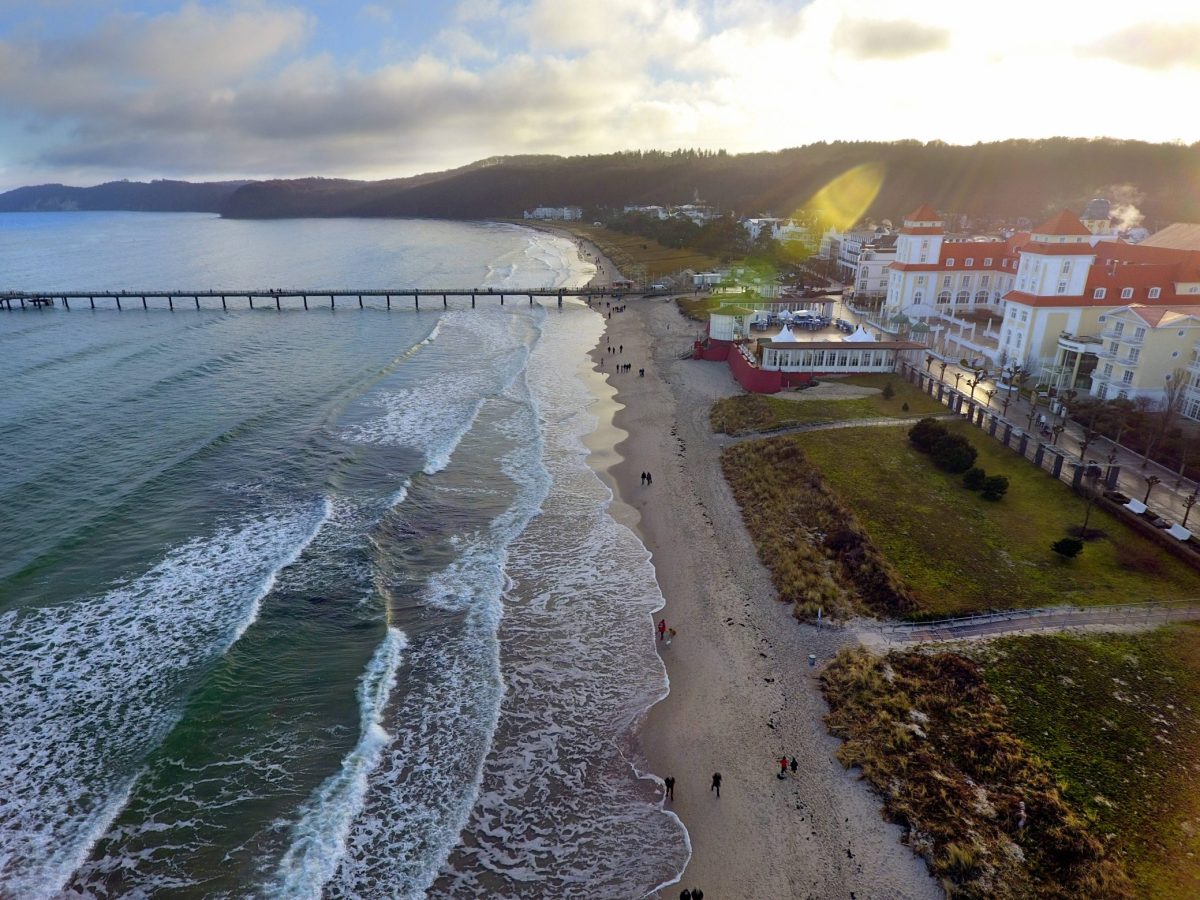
[573,241,941,894]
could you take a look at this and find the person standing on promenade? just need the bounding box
[664,776,675,800]
[711,772,722,797]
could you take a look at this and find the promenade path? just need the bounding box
[865,599,1200,646]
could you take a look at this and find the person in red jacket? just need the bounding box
[658,619,667,641]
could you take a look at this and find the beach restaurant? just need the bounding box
[694,303,923,393]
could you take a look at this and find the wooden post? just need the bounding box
[63,297,70,310]
[303,295,309,310]
[330,295,335,309]
[116,296,122,310]
[194,296,200,309]
[500,294,505,306]
[168,296,174,310]
[221,295,227,310]
[276,295,281,310]
[141,296,147,309]
[358,295,363,308]
[443,294,447,308]
[249,295,254,309]
[90,297,95,309]
[386,294,391,309]
[471,294,476,308]
[414,294,419,310]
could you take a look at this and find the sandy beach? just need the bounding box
[573,242,940,897]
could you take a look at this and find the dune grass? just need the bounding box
[793,421,1199,616]
[822,645,1133,898]
[970,626,1200,899]
[710,374,946,434]
[564,224,719,279]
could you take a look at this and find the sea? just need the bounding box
[0,213,689,898]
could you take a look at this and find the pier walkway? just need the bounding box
[0,286,636,311]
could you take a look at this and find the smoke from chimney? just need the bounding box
[1105,183,1145,232]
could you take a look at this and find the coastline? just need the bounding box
[573,238,940,895]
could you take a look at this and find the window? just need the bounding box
[966,258,974,267]
[981,275,991,287]
[956,291,970,304]
[1122,371,1134,384]
[1061,260,1072,274]
[943,275,952,287]
[1149,287,1161,299]
[946,258,955,267]
[917,275,926,285]
[1093,287,1107,299]
[1134,327,1146,341]
[961,275,972,288]
[1121,287,1134,299]
[1113,321,1124,334]
[1057,281,1067,294]
[914,291,924,302]
[921,239,929,249]
[984,257,993,266]
[1128,348,1140,363]
[938,290,951,304]
[1103,364,1113,377]
[1117,389,1128,400]
[1020,310,1029,323]
[975,291,989,304]
[1097,384,1108,399]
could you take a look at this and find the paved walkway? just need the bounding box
[866,600,1200,645]
[720,413,958,446]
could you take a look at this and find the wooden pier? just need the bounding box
[0,287,635,312]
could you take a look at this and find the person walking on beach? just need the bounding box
[658,619,667,641]
[639,368,644,377]
[619,344,623,354]
[640,471,646,485]
[691,890,704,900]
[711,772,722,797]
[778,756,789,779]
[790,756,798,775]
[679,890,691,900]
[646,472,652,485]
[664,775,675,800]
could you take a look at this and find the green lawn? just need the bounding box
[711,373,947,434]
[973,627,1200,898]
[793,421,1200,615]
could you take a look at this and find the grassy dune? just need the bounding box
[710,374,945,434]
[794,421,1199,616]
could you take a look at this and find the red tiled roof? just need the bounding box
[1033,210,1092,236]
[903,203,941,223]
[1019,242,1097,256]
[899,225,944,235]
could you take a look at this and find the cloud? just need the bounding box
[833,17,950,60]
[1080,23,1200,70]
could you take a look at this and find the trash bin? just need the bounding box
[808,654,817,667]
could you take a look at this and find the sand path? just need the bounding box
[587,294,940,899]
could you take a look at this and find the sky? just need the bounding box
[1,0,1199,190]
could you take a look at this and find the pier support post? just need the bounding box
[116,297,122,310]
[471,294,476,308]
[558,290,564,307]
[386,295,391,309]
[276,295,281,310]
[303,296,309,310]
[500,294,505,306]
[358,295,363,309]
[168,296,174,310]
[249,296,254,309]
[89,297,95,309]
[221,296,227,310]
[330,295,335,309]
[63,297,70,310]
[414,294,419,310]
[195,296,200,309]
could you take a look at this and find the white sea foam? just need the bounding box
[340,309,537,475]
[480,226,595,290]
[0,499,330,897]
[269,626,408,899]
[432,302,689,896]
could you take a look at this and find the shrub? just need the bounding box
[901,401,909,411]
[962,467,987,491]
[1052,537,1084,559]
[909,417,948,453]
[882,380,895,400]
[930,433,978,474]
[981,474,1010,501]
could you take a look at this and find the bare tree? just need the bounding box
[1141,368,1188,469]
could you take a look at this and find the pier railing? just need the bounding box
[879,599,1200,643]
[0,286,637,311]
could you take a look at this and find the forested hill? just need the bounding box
[0,179,250,213]
[220,140,1200,225]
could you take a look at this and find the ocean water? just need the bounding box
[0,213,687,897]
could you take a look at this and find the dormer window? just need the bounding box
[946,258,955,267]
[984,257,993,266]
[965,258,974,267]
[1094,288,1106,299]
[1120,287,1134,299]
[1149,287,1162,299]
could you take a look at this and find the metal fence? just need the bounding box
[880,599,1200,643]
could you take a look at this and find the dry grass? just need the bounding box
[720,437,915,620]
[562,223,720,279]
[821,646,1133,899]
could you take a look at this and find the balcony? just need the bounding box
[1117,356,1142,368]
[1056,332,1103,354]
[1101,328,1127,341]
